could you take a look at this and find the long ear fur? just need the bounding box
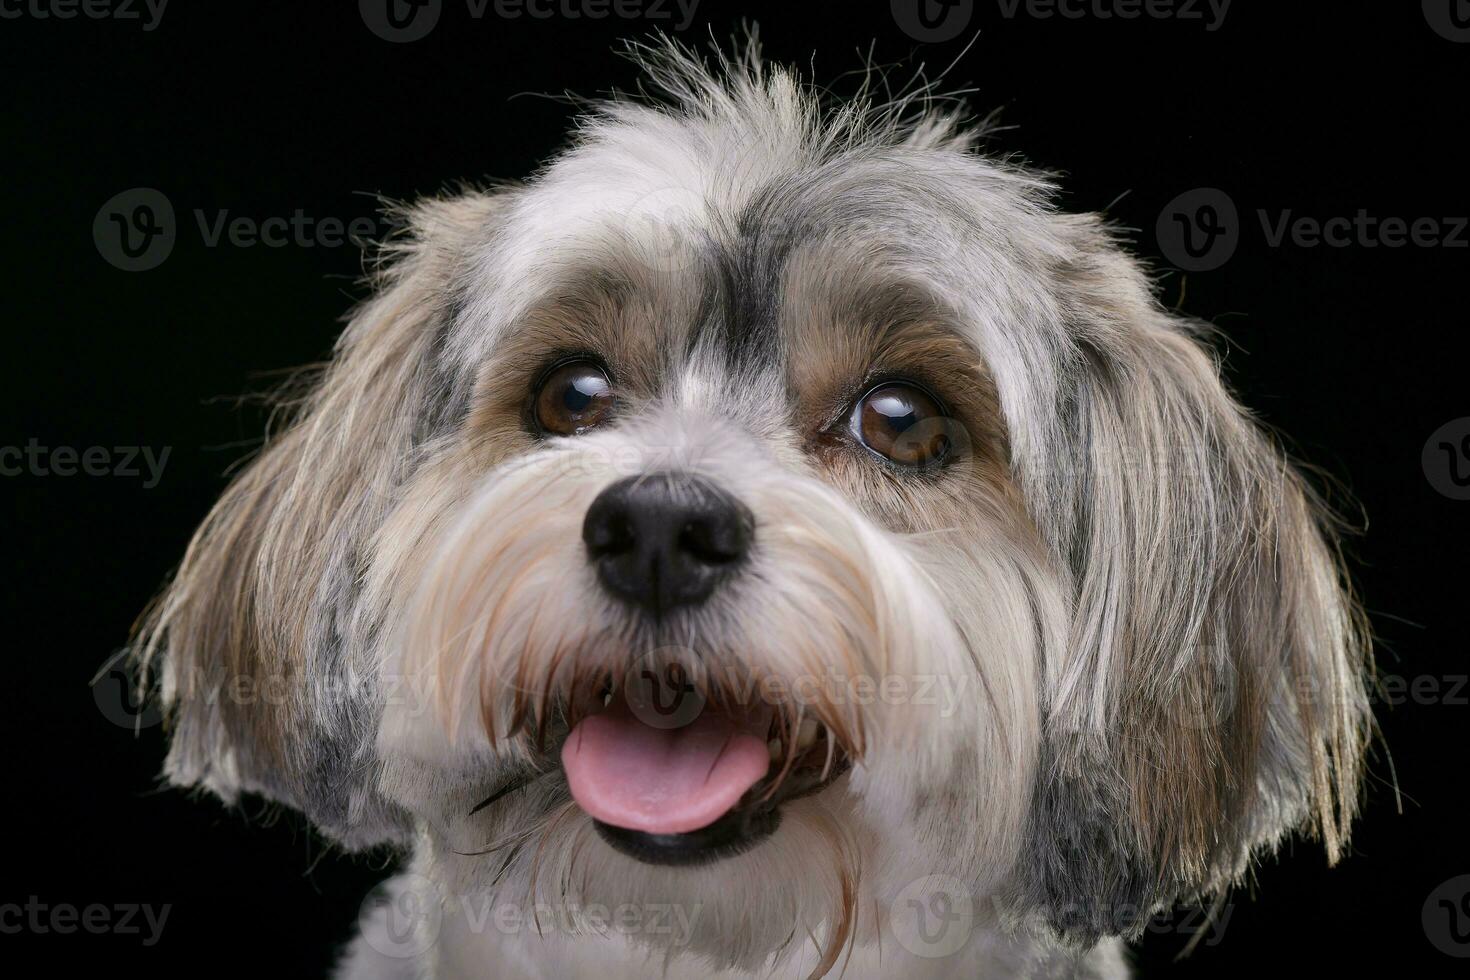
[131,190,507,848]
[1017,215,1372,942]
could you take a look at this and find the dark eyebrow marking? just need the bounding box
[688,184,805,373]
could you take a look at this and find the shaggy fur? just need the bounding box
[132,36,1370,979]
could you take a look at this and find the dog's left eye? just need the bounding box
[534,359,615,436]
[846,381,951,468]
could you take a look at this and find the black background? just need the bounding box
[3,0,1468,975]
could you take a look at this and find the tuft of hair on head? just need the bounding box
[589,27,996,165]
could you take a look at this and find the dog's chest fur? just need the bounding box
[340,871,1131,980]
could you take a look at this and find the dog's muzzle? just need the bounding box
[563,472,848,865]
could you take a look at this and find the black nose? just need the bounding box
[582,473,753,614]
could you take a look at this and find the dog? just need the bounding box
[132,37,1371,979]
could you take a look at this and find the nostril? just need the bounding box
[677,514,750,565]
[583,504,635,559]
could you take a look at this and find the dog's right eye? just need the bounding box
[845,381,952,469]
[534,359,615,436]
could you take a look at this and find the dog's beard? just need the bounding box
[362,409,1053,969]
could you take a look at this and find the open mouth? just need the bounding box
[560,686,850,866]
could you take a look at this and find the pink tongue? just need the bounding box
[562,695,771,835]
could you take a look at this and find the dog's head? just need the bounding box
[134,40,1370,971]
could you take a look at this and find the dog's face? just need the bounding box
[136,44,1369,972]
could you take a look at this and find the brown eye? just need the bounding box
[534,359,614,436]
[848,382,952,468]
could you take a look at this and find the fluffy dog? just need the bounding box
[133,38,1370,979]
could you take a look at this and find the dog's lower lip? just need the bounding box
[592,806,781,867]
